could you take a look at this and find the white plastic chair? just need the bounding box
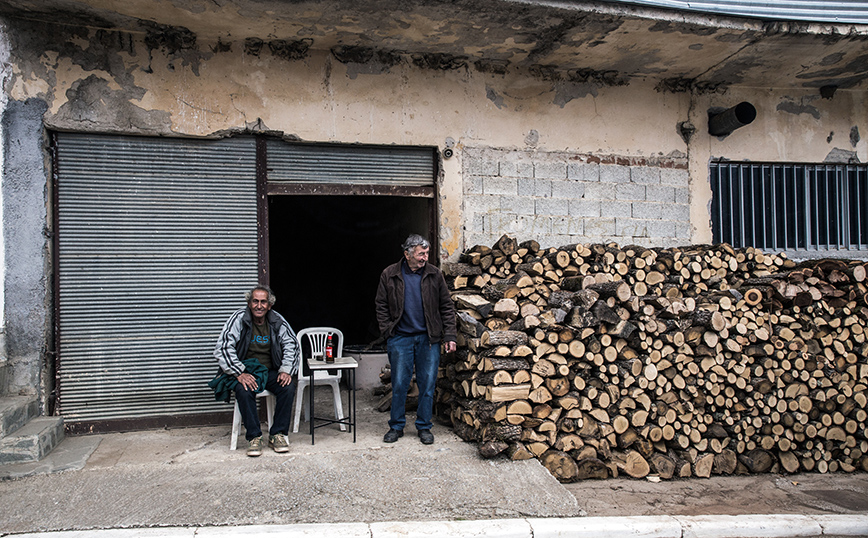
[292,327,346,433]
[230,390,275,450]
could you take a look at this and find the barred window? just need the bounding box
[710,162,868,251]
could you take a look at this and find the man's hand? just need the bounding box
[444,341,457,353]
[277,372,292,387]
[236,372,258,391]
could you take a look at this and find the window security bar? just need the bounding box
[710,162,868,252]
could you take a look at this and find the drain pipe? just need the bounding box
[708,102,757,136]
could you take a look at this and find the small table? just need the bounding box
[307,356,358,445]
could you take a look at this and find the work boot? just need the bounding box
[383,428,404,443]
[247,436,263,457]
[418,429,434,445]
[269,433,290,453]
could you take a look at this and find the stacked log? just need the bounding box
[438,236,868,481]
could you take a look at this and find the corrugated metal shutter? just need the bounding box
[55,134,259,422]
[266,140,436,187]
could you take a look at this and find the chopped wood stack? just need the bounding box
[438,235,868,481]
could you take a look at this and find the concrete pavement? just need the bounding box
[1,389,866,537]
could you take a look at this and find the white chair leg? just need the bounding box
[292,383,306,433]
[331,381,346,431]
[230,400,242,450]
[265,392,275,434]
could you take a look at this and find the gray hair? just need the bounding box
[245,285,277,306]
[402,234,430,253]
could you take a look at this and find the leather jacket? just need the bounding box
[375,259,457,344]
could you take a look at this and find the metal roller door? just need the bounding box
[55,134,259,423]
[266,139,436,190]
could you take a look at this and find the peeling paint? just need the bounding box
[825,148,860,163]
[52,74,170,132]
[524,129,539,146]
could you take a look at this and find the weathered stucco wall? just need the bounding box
[5,22,865,254]
[1,19,866,400]
[2,97,50,397]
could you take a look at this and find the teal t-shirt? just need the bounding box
[247,321,272,370]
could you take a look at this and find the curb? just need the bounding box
[4,514,868,538]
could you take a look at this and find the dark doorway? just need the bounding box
[268,195,432,347]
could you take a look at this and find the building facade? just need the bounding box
[0,0,865,429]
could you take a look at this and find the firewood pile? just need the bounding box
[437,235,868,481]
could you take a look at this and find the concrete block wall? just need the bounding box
[462,147,691,250]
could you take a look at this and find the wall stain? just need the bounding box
[269,39,313,61]
[706,55,761,86]
[141,21,206,75]
[851,126,861,147]
[485,85,505,109]
[211,38,232,53]
[475,58,510,75]
[411,53,467,71]
[331,45,403,76]
[796,53,868,88]
[568,67,628,87]
[776,98,821,119]
[649,20,717,36]
[244,37,265,56]
[820,52,845,66]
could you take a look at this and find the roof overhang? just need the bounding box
[1,0,867,90]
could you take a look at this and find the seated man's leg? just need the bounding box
[234,383,262,441]
[265,370,297,437]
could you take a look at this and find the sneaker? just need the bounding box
[383,428,404,443]
[418,429,434,445]
[247,436,262,457]
[269,433,290,453]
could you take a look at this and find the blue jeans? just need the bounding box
[388,333,440,431]
[235,369,297,440]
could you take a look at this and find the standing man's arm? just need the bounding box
[436,270,458,353]
[215,309,246,376]
[374,269,393,339]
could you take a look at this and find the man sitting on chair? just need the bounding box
[215,285,300,456]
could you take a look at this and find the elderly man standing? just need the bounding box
[215,285,300,456]
[375,234,457,445]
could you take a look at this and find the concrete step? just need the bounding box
[0,395,39,438]
[0,416,65,463]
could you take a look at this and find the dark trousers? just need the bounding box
[235,369,297,440]
[387,333,441,431]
